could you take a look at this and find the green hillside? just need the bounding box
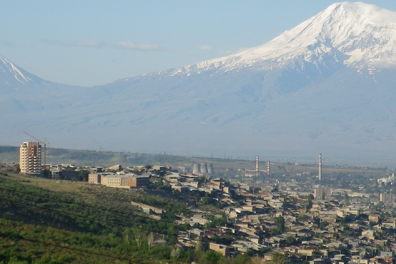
[0,172,191,263]
[0,172,259,264]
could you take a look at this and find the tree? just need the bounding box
[200,250,225,264]
[271,251,286,264]
[202,197,212,205]
[42,169,51,179]
[233,253,252,264]
[275,216,285,233]
[320,221,329,230]
[131,228,145,249]
[170,247,181,259]
[253,187,261,194]
[344,193,350,206]
[298,214,309,221]
[147,232,154,249]
[257,247,271,257]
[77,170,90,181]
[195,237,203,253]
[307,194,314,209]
[285,236,296,246]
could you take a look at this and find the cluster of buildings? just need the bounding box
[377,174,396,186]
[314,187,332,201]
[13,142,396,262]
[163,172,228,194]
[380,192,395,207]
[17,141,153,187]
[170,179,396,262]
[0,162,19,173]
[142,165,396,262]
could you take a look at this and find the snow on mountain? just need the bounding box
[0,55,82,97]
[2,2,396,165]
[0,55,41,90]
[0,56,32,84]
[162,2,396,77]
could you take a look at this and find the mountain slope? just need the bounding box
[2,2,396,165]
[0,55,82,97]
[163,1,396,75]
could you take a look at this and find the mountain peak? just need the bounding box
[0,55,82,96]
[165,2,396,77]
[0,55,33,85]
[325,2,396,24]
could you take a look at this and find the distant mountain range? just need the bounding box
[2,2,396,166]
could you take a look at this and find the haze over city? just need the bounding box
[2,1,396,167]
[4,2,396,263]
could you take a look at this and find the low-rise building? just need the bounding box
[88,173,104,184]
[209,242,231,257]
[90,174,149,188]
[131,202,165,214]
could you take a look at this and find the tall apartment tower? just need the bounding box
[267,161,270,176]
[255,155,259,172]
[318,153,322,181]
[20,142,42,174]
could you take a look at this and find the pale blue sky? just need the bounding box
[1,0,396,87]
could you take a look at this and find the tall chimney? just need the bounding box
[256,155,259,172]
[318,153,322,181]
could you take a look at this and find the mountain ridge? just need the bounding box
[2,2,396,165]
[139,1,396,79]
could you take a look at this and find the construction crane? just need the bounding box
[23,132,48,171]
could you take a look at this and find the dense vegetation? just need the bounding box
[0,216,257,264]
[0,173,189,238]
[0,218,156,263]
[0,173,259,263]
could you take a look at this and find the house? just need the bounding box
[209,243,231,257]
[368,214,380,223]
[361,230,375,240]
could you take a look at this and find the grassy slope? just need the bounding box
[0,171,191,236]
[0,172,196,263]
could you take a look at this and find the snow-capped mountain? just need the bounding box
[165,1,396,76]
[0,56,34,86]
[2,2,396,165]
[0,55,81,97]
[0,55,82,114]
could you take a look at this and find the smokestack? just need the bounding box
[256,155,259,172]
[318,153,322,181]
[267,161,270,176]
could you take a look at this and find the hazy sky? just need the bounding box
[2,1,396,87]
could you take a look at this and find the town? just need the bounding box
[3,142,396,264]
